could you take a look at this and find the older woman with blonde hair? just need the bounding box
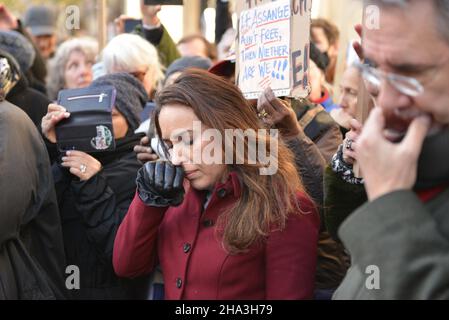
[101,33,164,98]
[46,37,98,100]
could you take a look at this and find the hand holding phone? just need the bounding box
[124,18,142,33]
[42,103,71,144]
[134,135,162,163]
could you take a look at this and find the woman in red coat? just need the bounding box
[113,69,320,300]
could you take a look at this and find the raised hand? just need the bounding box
[137,160,185,207]
[257,87,302,139]
[41,104,70,143]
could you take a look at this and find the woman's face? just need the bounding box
[64,50,93,89]
[112,107,128,139]
[309,60,324,101]
[158,104,227,191]
[338,67,359,118]
[131,67,154,96]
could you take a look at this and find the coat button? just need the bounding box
[217,188,227,198]
[203,219,214,227]
[183,243,191,253]
[176,278,182,288]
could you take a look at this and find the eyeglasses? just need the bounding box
[130,67,150,82]
[355,62,424,97]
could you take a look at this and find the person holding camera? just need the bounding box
[113,69,320,300]
[41,73,149,299]
[114,1,180,68]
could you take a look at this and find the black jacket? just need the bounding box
[6,75,50,130]
[0,100,66,299]
[52,134,150,299]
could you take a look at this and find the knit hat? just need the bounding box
[23,6,57,36]
[310,42,330,72]
[90,73,148,132]
[164,56,212,84]
[0,30,36,73]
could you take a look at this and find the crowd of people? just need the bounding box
[0,0,448,300]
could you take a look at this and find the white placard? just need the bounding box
[238,0,291,99]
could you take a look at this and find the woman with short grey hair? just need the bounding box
[46,37,98,100]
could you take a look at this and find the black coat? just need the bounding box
[0,100,67,299]
[6,76,50,129]
[52,134,150,299]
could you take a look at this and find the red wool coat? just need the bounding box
[113,172,320,300]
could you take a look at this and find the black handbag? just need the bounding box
[55,86,117,153]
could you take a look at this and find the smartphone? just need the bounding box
[151,137,168,160]
[124,18,142,33]
[144,0,183,5]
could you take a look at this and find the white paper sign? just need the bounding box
[238,0,291,99]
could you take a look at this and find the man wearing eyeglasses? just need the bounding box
[333,0,449,299]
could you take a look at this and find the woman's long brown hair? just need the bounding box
[154,69,313,253]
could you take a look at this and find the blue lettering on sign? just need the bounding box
[272,59,288,80]
[242,65,256,81]
[239,1,295,91]
[260,28,280,42]
[242,50,257,62]
[240,34,253,46]
[258,45,289,59]
[240,4,291,30]
[258,61,272,77]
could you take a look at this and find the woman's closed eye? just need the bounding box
[68,62,79,70]
[174,132,194,146]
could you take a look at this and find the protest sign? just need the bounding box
[236,0,311,99]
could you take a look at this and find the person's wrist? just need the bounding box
[366,184,396,202]
[136,166,171,207]
[366,178,413,202]
[279,125,301,140]
[43,133,55,144]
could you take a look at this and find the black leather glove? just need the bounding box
[136,160,185,207]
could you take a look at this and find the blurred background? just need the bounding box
[2,0,364,99]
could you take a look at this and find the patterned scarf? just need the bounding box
[0,57,19,101]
